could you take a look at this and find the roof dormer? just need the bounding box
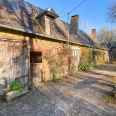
[35,7,59,36]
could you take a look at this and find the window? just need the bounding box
[30,52,42,63]
[72,49,80,63]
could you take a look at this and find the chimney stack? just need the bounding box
[70,15,79,32]
[92,29,96,39]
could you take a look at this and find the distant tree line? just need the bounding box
[97,0,116,48]
[97,28,116,48]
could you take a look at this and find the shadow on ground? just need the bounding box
[95,62,116,71]
[0,72,116,116]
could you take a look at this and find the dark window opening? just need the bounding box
[46,14,54,19]
[30,52,42,63]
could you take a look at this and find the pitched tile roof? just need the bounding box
[0,0,105,49]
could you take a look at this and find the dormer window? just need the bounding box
[35,7,59,36]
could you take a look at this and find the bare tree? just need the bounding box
[106,0,116,23]
[97,28,116,48]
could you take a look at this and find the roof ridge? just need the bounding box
[0,0,106,50]
[23,0,44,11]
[45,6,58,16]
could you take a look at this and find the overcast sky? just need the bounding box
[27,0,113,33]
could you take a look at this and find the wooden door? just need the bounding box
[30,52,42,83]
[30,63,42,83]
[0,40,29,91]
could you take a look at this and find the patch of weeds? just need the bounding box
[9,80,26,94]
[51,77,62,83]
[103,94,116,104]
[78,61,94,71]
[0,94,6,102]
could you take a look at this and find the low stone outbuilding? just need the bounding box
[0,0,109,91]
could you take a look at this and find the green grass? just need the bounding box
[103,94,116,104]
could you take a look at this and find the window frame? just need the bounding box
[72,48,80,64]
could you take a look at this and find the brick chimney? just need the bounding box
[70,15,79,32]
[92,29,96,39]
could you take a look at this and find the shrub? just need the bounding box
[92,50,105,65]
[9,81,25,93]
[78,61,93,71]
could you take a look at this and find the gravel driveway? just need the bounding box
[0,72,116,116]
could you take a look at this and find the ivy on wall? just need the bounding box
[43,45,106,78]
[78,47,105,71]
[43,44,76,81]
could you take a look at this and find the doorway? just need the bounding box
[30,52,42,83]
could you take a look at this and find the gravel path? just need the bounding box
[0,72,116,116]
